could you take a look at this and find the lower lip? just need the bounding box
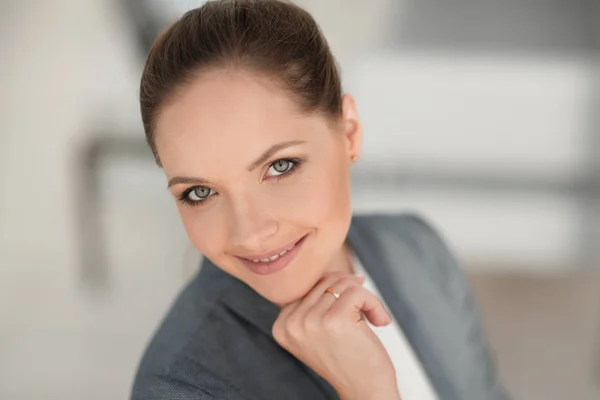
[237,234,308,276]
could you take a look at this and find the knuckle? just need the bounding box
[285,316,304,340]
[342,280,361,291]
[303,313,321,335]
[271,322,285,343]
[343,275,360,284]
[342,285,362,298]
[272,318,292,345]
[322,313,345,335]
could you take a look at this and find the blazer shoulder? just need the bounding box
[355,212,452,254]
[131,268,244,399]
[393,212,455,258]
[354,212,466,296]
[131,356,246,400]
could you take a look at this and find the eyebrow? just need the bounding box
[167,176,210,188]
[247,140,306,171]
[167,140,306,188]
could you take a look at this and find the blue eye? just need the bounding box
[179,186,215,206]
[188,186,213,201]
[266,159,294,177]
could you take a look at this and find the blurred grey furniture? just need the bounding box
[75,135,153,289]
[390,0,600,266]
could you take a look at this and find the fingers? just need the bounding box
[330,285,392,327]
[272,272,391,348]
[273,273,363,344]
[308,276,365,324]
[292,273,363,319]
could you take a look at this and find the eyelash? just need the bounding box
[177,157,304,207]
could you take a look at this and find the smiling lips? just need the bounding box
[247,243,296,263]
[244,237,304,263]
[236,234,308,275]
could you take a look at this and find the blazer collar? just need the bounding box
[217,266,280,337]
[346,215,459,400]
[209,257,338,398]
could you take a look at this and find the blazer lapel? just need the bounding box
[206,260,340,399]
[346,215,460,400]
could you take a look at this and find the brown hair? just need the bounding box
[140,0,343,166]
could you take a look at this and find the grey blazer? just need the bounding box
[131,214,509,400]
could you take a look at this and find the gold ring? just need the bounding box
[325,287,340,299]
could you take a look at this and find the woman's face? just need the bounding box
[155,69,362,305]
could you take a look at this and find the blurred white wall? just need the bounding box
[346,53,596,270]
[0,0,144,398]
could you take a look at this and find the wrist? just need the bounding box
[365,390,401,400]
[340,388,401,400]
[367,393,401,400]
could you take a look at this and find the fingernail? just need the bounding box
[355,274,365,282]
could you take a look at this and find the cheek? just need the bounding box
[301,158,351,222]
[177,205,227,260]
[269,159,352,231]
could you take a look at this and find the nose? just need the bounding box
[227,194,278,252]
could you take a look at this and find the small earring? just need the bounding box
[350,154,358,162]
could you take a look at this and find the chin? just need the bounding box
[260,285,305,306]
[257,276,316,306]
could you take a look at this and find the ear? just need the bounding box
[340,94,363,162]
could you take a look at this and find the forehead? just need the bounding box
[155,70,326,174]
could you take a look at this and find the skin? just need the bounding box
[156,68,361,306]
[155,68,400,399]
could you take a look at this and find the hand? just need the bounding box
[272,273,401,400]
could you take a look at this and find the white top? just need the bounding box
[350,251,439,400]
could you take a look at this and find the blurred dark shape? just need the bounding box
[118,0,164,56]
[394,0,598,55]
[76,135,152,291]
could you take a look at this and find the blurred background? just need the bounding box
[1,0,600,399]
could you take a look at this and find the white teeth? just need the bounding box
[251,254,281,263]
[247,240,300,263]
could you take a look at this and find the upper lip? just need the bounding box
[235,234,306,261]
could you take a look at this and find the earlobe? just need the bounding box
[341,94,363,160]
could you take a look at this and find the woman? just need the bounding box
[131,1,508,399]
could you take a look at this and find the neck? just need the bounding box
[322,241,355,276]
